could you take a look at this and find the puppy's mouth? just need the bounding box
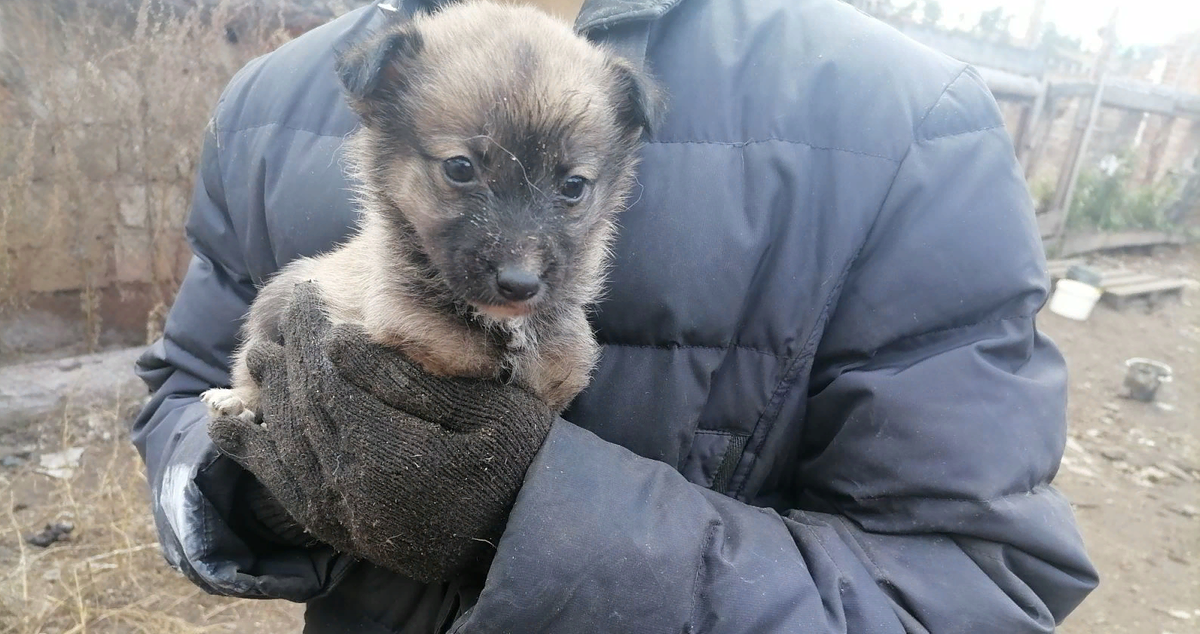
[472,300,536,320]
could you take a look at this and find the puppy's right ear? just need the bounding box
[608,57,666,137]
[335,26,424,123]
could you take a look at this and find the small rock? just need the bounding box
[1154,402,1176,412]
[1065,438,1086,454]
[1099,448,1127,461]
[25,521,75,548]
[1137,466,1171,484]
[12,502,28,513]
[1102,401,1121,413]
[1166,609,1192,621]
[1160,463,1195,482]
[56,358,82,371]
[1085,428,1101,439]
[0,444,34,468]
[36,447,85,480]
[0,445,34,458]
[1170,504,1198,519]
[42,568,61,583]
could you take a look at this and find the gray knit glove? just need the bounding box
[208,283,555,583]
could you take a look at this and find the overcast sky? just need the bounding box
[932,0,1199,48]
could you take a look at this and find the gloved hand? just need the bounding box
[208,283,555,583]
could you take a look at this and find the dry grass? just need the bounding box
[0,394,303,633]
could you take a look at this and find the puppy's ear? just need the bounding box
[608,57,665,137]
[335,26,424,123]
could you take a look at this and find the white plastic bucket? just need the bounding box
[1048,279,1102,321]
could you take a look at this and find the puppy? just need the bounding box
[202,0,661,421]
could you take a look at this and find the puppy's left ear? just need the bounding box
[608,57,666,137]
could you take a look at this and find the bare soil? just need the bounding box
[1048,245,1200,633]
[0,247,1196,633]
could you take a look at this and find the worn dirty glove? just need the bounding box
[208,283,555,583]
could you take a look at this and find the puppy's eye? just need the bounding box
[443,157,476,184]
[560,175,589,203]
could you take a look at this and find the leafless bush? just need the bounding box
[0,0,353,350]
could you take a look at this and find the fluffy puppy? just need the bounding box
[202,0,661,420]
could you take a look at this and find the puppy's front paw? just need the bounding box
[201,388,258,423]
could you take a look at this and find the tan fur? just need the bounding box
[202,1,655,421]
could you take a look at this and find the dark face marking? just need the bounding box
[338,4,661,320]
[417,107,608,314]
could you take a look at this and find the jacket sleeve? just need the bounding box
[451,69,1098,633]
[131,102,354,602]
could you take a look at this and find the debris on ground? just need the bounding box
[36,447,85,479]
[1124,357,1174,402]
[1,444,34,468]
[25,521,75,547]
[1170,504,1198,519]
[1134,465,1172,486]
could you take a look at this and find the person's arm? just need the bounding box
[449,68,1098,632]
[131,94,356,600]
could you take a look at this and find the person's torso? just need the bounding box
[207,4,970,627]
[211,0,965,503]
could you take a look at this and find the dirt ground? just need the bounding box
[1047,246,1200,634]
[0,247,1197,633]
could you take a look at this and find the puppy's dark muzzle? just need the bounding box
[495,266,542,302]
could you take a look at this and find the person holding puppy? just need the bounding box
[133,0,1099,632]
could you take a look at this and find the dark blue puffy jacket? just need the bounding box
[132,0,1099,631]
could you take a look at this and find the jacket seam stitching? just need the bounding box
[600,341,786,357]
[645,138,900,162]
[728,242,859,499]
[798,520,853,593]
[730,65,972,498]
[919,123,1004,143]
[221,121,359,138]
[873,313,1034,351]
[688,519,720,631]
[913,65,970,136]
[850,483,1053,504]
[693,429,750,437]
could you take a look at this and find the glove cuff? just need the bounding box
[235,475,318,548]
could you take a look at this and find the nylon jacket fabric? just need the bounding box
[132,0,1099,631]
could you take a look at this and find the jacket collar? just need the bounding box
[397,0,681,32]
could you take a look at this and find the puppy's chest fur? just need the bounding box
[247,231,597,414]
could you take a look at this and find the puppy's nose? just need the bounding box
[495,266,541,302]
